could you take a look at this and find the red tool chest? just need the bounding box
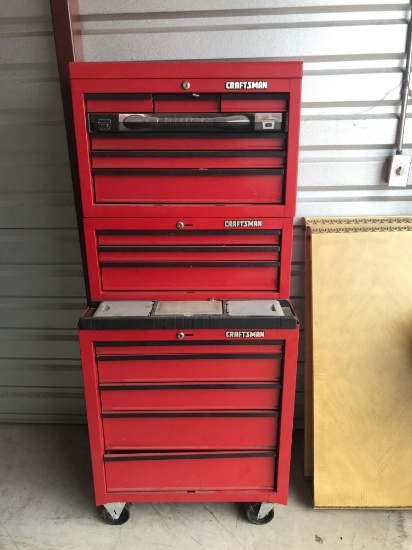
[78,300,299,507]
[84,216,293,301]
[70,61,302,525]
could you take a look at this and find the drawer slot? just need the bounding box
[102,411,279,450]
[99,382,281,411]
[97,353,283,383]
[104,451,276,492]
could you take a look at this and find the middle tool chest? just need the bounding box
[84,216,293,300]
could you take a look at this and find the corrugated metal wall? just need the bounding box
[1,0,411,424]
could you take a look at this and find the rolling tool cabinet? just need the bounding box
[70,61,302,525]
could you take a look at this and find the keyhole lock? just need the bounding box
[176,221,185,229]
[182,81,190,90]
[176,332,185,339]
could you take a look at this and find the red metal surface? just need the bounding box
[70,63,301,218]
[97,356,282,384]
[70,61,303,80]
[84,216,293,301]
[154,97,220,112]
[103,413,279,450]
[87,97,153,113]
[100,384,281,411]
[91,136,284,151]
[73,61,302,511]
[78,318,299,506]
[105,452,275,492]
[91,154,283,169]
[93,173,283,205]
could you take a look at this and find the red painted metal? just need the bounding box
[78,318,299,506]
[100,384,281,411]
[97,356,282,384]
[91,154,284,169]
[91,136,284,151]
[71,61,302,514]
[103,413,279,450]
[93,173,284,205]
[70,62,301,218]
[104,452,275,492]
[70,61,303,80]
[84,216,293,301]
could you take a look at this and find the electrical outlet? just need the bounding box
[387,154,411,186]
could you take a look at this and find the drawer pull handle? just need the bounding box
[122,114,251,129]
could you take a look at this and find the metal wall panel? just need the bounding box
[1,1,411,425]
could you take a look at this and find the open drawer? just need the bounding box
[84,216,293,301]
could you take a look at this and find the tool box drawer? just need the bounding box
[85,217,292,300]
[90,135,285,152]
[104,451,276,492]
[86,94,153,113]
[91,151,284,170]
[99,382,281,411]
[92,170,284,205]
[97,353,283,383]
[100,263,279,292]
[102,411,279,450]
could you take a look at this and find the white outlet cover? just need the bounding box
[387,155,411,186]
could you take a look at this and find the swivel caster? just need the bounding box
[100,502,131,525]
[245,502,275,525]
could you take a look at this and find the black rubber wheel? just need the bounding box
[100,506,130,525]
[245,503,275,525]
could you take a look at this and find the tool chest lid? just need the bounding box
[70,61,303,80]
[79,300,298,330]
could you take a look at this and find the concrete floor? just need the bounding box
[0,425,411,550]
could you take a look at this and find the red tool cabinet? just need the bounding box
[71,61,302,525]
[78,300,299,510]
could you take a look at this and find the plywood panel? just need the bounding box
[306,217,412,507]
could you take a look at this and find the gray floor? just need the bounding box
[0,424,410,550]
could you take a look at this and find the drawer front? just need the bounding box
[97,353,283,383]
[100,264,279,292]
[99,246,279,262]
[99,383,281,411]
[91,151,284,170]
[104,451,276,492]
[97,227,281,246]
[86,94,153,113]
[91,136,285,152]
[92,171,284,205]
[221,94,287,113]
[102,412,279,450]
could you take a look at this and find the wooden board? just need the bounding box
[304,216,412,507]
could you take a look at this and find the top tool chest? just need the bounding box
[71,61,302,219]
[70,61,302,525]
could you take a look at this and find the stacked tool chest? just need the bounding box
[70,61,302,525]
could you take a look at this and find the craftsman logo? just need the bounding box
[225,220,263,227]
[225,81,268,90]
[225,331,265,338]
